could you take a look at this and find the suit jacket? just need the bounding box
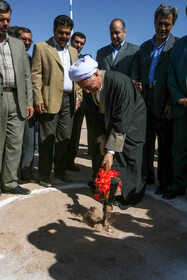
[168,36,187,118]
[31,37,82,114]
[96,41,139,76]
[0,36,33,119]
[131,34,178,118]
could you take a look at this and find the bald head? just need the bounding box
[110,19,126,48]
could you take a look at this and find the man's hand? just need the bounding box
[76,99,81,109]
[36,103,45,114]
[100,139,106,156]
[26,106,34,120]
[178,98,187,107]
[165,105,173,119]
[102,152,113,171]
[132,80,142,92]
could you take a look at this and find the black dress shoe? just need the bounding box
[20,175,33,182]
[67,163,80,172]
[155,186,169,195]
[39,179,52,188]
[113,195,132,210]
[4,185,31,195]
[88,180,95,189]
[60,174,72,182]
[54,171,72,183]
[146,178,155,185]
[162,189,186,200]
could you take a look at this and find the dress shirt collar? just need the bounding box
[110,39,125,51]
[151,35,169,49]
[0,34,9,44]
[52,37,69,51]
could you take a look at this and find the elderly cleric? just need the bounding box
[69,56,146,209]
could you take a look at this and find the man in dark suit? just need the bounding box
[96,18,139,77]
[15,27,35,182]
[67,32,87,172]
[0,1,34,195]
[163,36,187,199]
[131,4,178,194]
[86,18,139,185]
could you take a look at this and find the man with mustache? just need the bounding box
[31,15,82,186]
[15,27,35,182]
[0,1,33,195]
[131,4,178,195]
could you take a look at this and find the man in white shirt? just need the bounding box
[31,15,82,186]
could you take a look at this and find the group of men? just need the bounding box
[0,0,186,208]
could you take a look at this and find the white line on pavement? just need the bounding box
[0,183,88,209]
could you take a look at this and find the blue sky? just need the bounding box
[9,0,186,58]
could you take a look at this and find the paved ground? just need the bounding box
[0,119,186,280]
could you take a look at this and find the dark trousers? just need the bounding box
[144,88,173,186]
[38,96,73,179]
[171,111,187,192]
[68,104,84,164]
[20,117,35,177]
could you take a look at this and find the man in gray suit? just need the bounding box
[0,1,33,195]
[131,4,178,195]
[96,18,139,77]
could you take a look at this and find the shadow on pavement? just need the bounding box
[27,191,187,280]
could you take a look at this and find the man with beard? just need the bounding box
[0,1,33,195]
[31,15,82,186]
[69,56,146,209]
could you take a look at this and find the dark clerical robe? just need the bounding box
[87,71,147,205]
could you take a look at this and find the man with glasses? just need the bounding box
[15,27,35,182]
[15,27,33,52]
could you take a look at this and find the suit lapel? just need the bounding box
[113,41,127,66]
[69,46,77,64]
[157,34,175,66]
[145,40,153,66]
[143,40,153,76]
[8,37,19,74]
[47,38,63,67]
[105,46,113,68]
[8,37,20,86]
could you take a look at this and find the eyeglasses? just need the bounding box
[20,37,33,44]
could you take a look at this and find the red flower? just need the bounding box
[94,168,122,200]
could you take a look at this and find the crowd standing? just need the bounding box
[0,0,186,206]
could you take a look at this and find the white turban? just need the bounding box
[69,55,98,82]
